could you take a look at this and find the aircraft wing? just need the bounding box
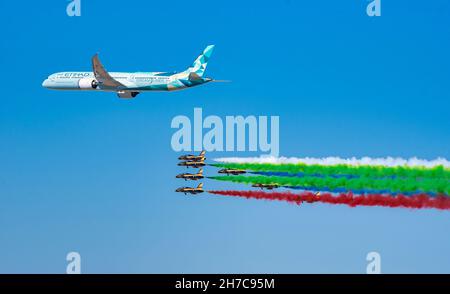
[92,54,125,89]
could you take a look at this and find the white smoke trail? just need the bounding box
[213,156,450,168]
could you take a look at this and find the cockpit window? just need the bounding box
[48,73,59,79]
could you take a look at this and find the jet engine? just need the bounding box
[78,78,98,89]
[117,91,140,99]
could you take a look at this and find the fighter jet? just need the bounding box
[42,45,220,98]
[252,183,280,190]
[176,183,204,195]
[178,151,206,162]
[305,192,321,203]
[176,169,204,181]
[178,159,206,168]
[218,168,247,176]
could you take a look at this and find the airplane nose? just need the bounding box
[42,79,50,88]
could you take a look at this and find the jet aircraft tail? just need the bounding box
[185,45,215,78]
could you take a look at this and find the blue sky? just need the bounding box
[0,0,449,273]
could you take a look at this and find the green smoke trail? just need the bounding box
[211,163,450,180]
[210,175,450,195]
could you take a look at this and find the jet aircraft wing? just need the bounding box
[92,54,125,89]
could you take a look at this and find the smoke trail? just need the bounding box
[211,163,450,180]
[252,172,436,194]
[208,190,450,210]
[214,156,450,168]
[286,185,434,196]
[252,171,360,179]
[210,175,450,195]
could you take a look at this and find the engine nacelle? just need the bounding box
[78,78,98,89]
[117,91,139,99]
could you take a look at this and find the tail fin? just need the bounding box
[197,183,203,189]
[198,169,203,175]
[185,45,215,77]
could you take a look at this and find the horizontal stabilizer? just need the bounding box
[210,79,231,83]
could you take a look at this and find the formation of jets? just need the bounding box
[174,152,322,204]
[176,151,206,195]
[43,46,219,98]
[174,150,281,195]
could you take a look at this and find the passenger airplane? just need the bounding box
[42,45,217,98]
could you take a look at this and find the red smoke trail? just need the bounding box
[208,190,450,210]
